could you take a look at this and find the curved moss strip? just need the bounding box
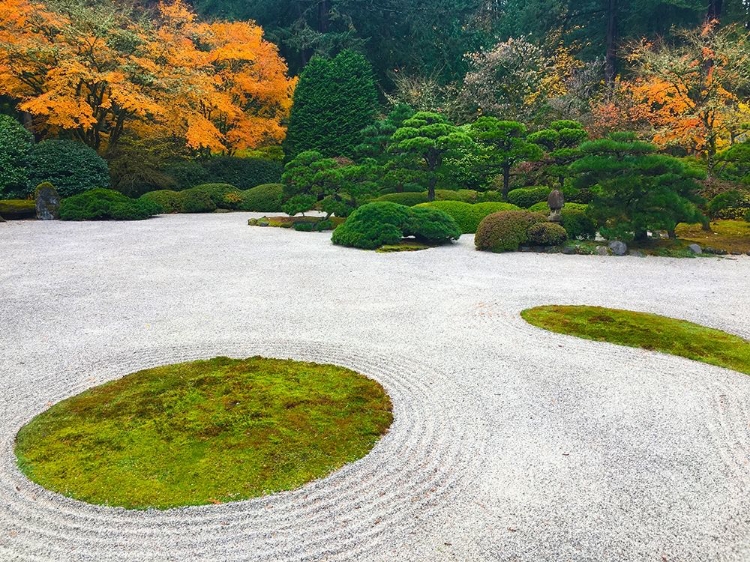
[521,305,750,375]
[15,357,393,510]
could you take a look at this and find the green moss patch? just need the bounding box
[522,305,750,375]
[676,220,750,254]
[15,357,393,510]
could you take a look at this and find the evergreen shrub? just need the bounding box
[28,140,110,198]
[527,222,568,245]
[60,189,159,221]
[475,210,547,252]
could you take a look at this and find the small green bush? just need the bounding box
[708,190,750,220]
[0,199,36,219]
[415,201,521,234]
[332,202,411,249]
[239,183,284,212]
[28,140,110,198]
[405,207,462,244]
[507,186,552,208]
[139,191,184,214]
[527,222,568,246]
[475,210,547,252]
[332,202,461,249]
[181,190,217,213]
[560,207,596,240]
[185,184,242,210]
[60,189,159,221]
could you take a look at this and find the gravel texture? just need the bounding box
[1,213,749,562]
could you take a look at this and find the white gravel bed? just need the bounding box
[0,213,749,561]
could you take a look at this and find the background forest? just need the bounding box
[1,0,749,243]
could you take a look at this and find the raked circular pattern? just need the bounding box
[0,340,489,561]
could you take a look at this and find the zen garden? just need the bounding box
[1,0,750,560]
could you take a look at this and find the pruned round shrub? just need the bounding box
[475,210,547,252]
[374,190,479,207]
[60,189,159,221]
[527,222,568,246]
[0,115,33,199]
[239,183,284,212]
[561,207,596,240]
[708,190,750,220]
[332,202,411,249]
[476,191,503,203]
[139,190,184,214]
[181,189,217,213]
[415,201,520,234]
[405,207,462,244]
[332,202,461,249]
[0,199,36,219]
[507,186,552,209]
[185,184,242,210]
[28,140,110,198]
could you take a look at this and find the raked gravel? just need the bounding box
[1,213,749,562]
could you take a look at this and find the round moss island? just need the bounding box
[15,356,393,510]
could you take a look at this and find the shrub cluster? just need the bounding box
[708,190,750,220]
[0,115,33,199]
[239,183,284,212]
[332,202,461,249]
[165,157,283,191]
[527,222,568,245]
[60,189,159,221]
[28,140,110,198]
[507,186,552,208]
[415,201,521,233]
[475,210,547,252]
[373,189,498,207]
[139,190,184,214]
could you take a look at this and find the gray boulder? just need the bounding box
[608,240,628,256]
[35,183,60,220]
[595,246,609,256]
[688,243,702,254]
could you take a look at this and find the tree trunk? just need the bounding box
[605,0,618,85]
[502,166,511,201]
[707,0,723,21]
[428,175,437,202]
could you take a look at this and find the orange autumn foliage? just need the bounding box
[0,0,296,154]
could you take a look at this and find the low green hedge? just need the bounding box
[475,210,547,252]
[139,190,184,214]
[0,199,36,219]
[60,189,159,221]
[332,202,461,250]
[239,183,284,212]
[507,186,552,208]
[415,201,521,234]
[527,222,568,246]
[184,184,242,210]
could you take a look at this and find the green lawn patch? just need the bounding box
[676,220,750,254]
[376,241,430,253]
[15,357,393,510]
[521,305,750,375]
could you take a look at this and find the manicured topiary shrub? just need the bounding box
[181,190,217,213]
[139,191,184,214]
[185,184,242,210]
[60,189,159,221]
[332,202,411,249]
[0,115,33,199]
[415,201,521,234]
[405,207,462,244]
[0,199,36,219]
[203,156,284,190]
[527,222,568,246]
[240,183,284,212]
[475,210,547,252]
[28,140,110,198]
[507,186,552,208]
[560,207,596,240]
[332,202,461,249]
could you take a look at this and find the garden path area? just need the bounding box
[1,214,750,561]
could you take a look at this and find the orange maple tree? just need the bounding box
[605,22,750,172]
[0,0,296,154]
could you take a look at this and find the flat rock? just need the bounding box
[688,244,702,254]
